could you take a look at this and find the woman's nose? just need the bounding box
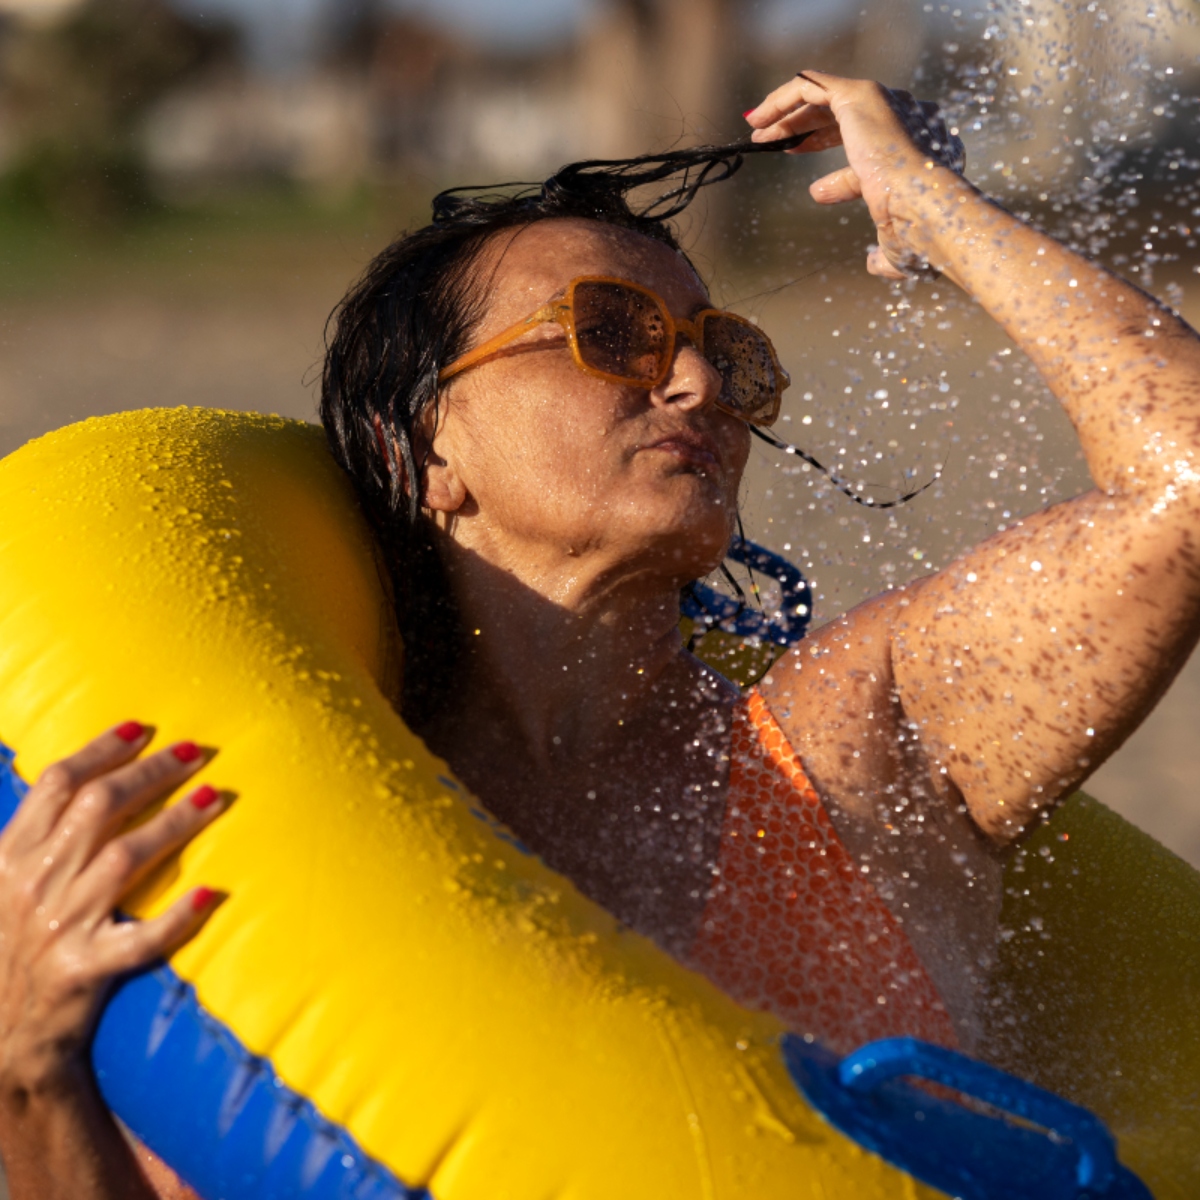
[649,341,722,414]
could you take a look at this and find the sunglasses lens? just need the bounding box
[572,281,669,383]
[701,314,781,424]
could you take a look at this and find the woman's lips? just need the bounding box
[641,432,721,469]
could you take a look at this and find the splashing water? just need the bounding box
[700,0,1200,626]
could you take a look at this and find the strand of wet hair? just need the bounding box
[545,131,817,220]
[433,131,815,226]
[749,425,940,509]
[733,511,763,609]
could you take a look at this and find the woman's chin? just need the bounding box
[644,469,735,522]
[586,475,738,582]
[618,509,734,584]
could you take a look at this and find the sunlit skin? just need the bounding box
[415,218,752,947]
[3,70,1200,1198]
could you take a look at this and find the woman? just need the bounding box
[2,70,1198,1198]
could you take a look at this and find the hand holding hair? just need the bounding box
[744,70,969,281]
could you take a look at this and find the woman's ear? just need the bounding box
[421,446,468,515]
[411,405,469,516]
[371,413,466,514]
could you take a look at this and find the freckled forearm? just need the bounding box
[899,171,1200,495]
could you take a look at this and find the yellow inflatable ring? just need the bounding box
[0,408,1184,1199]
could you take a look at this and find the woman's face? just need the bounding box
[427,218,751,593]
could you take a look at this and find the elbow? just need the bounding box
[1144,454,1200,516]
[965,788,1039,846]
[959,768,1083,846]
[1104,441,1200,514]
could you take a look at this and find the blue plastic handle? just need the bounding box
[838,1038,1115,1191]
[784,1033,1153,1200]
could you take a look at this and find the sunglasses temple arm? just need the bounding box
[748,426,939,510]
[438,302,566,383]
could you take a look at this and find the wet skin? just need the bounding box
[417,217,751,955]
[424,75,1200,1030]
[6,70,1200,1199]
[418,219,1005,1023]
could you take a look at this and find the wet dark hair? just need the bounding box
[319,134,809,727]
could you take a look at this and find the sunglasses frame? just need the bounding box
[437,275,787,427]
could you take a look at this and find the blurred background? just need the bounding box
[0,0,1197,871]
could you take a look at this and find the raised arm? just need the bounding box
[747,72,1200,842]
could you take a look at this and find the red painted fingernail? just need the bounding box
[742,108,756,119]
[191,886,217,913]
[190,785,220,811]
[172,741,202,764]
[115,721,145,743]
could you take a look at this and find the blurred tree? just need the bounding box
[0,0,238,226]
[577,0,747,264]
[579,0,744,157]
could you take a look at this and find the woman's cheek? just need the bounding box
[722,425,751,497]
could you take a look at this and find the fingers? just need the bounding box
[744,70,841,133]
[743,71,969,291]
[750,104,836,147]
[44,740,211,884]
[4,722,153,849]
[745,76,843,150]
[743,72,965,175]
[784,121,843,155]
[94,886,224,977]
[0,726,229,1093]
[72,782,230,921]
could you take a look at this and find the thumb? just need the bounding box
[809,165,862,206]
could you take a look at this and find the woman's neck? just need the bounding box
[412,529,739,952]
[424,534,706,770]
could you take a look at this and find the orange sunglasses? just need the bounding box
[437,275,788,427]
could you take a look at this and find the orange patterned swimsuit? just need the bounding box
[688,689,957,1055]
